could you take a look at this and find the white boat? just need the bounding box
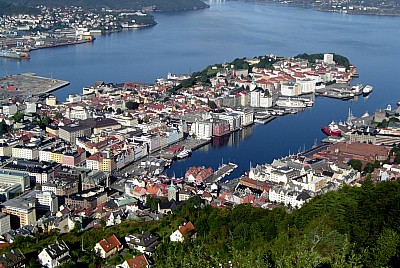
[177,149,192,159]
[362,85,373,95]
[275,98,306,108]
[351,83,363,93]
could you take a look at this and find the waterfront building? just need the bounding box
[214,112,242,131]
[212,119,230,137]
[234,108,254,126]
[190,120,213,139]
[281,82,301,96]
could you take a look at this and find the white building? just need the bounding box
[38,240,71,268]
[0,213,11,235]
[25,102,37,113]
[297,79,316,94]
[281,83,301,96]
[234,109,254,127]
[36,191,58,214]
[2,104,18,116]
[190,120,212,139]
[324,53,334,64]
[12,146,39,160]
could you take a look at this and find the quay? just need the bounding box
[0,73,69,100]
[206,162,238,184]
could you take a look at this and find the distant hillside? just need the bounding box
[0,0,209,12]
[0,0,40,15]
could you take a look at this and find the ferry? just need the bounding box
[275,98,306,109]
[0,50,30,59]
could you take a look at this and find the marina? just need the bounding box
[206,162,238,184]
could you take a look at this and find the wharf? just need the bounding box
[206,163,238,184]
[316,83,362,100]
[0,73,69,100]
[30,39,93,51]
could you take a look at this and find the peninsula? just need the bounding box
[1,52,400,268]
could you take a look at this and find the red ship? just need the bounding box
[321,121,342,136]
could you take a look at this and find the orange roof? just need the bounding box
[126,255,149,268]
[179,221,196,236]
[98,234,121,253]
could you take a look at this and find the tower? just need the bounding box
[168,180,177,201]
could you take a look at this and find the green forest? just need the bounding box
[0,0,209,12]
[4,179,400,267]
[294,53,351,70]
[0,1,40,15]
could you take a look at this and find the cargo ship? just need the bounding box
[0,50,30,60]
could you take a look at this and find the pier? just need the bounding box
[0,73,69,100]
[206,162,238,184]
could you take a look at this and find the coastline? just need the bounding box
[246,0,400,16]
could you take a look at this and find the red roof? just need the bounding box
[126,255,149,268]
[98,234,121,253]
[179,221,196,236]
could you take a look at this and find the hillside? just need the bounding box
[4,179,400,267]
[0,1,40,15]
[0,0,209,12]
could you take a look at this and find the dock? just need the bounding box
[206,162,238,184]
[0,73,69,100]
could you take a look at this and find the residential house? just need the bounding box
[94,234,123,258]
[117,255,150,268]
[169,222,196,243]
[0,249,26,268]
[125,232,160,255]
[38,240,71,268]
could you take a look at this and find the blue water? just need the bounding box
[1,1,400,179]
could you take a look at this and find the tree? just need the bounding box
[146,196,160,211]
[13,111,24,123]
[0,120,9,136]
[126,101,139,110]
[207,100,217,109]
[363,162,375,174]
[347,159,362,172]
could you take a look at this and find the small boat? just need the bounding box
[177,149,192,159]
[362,85,373,96]
[351,83,363,93]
